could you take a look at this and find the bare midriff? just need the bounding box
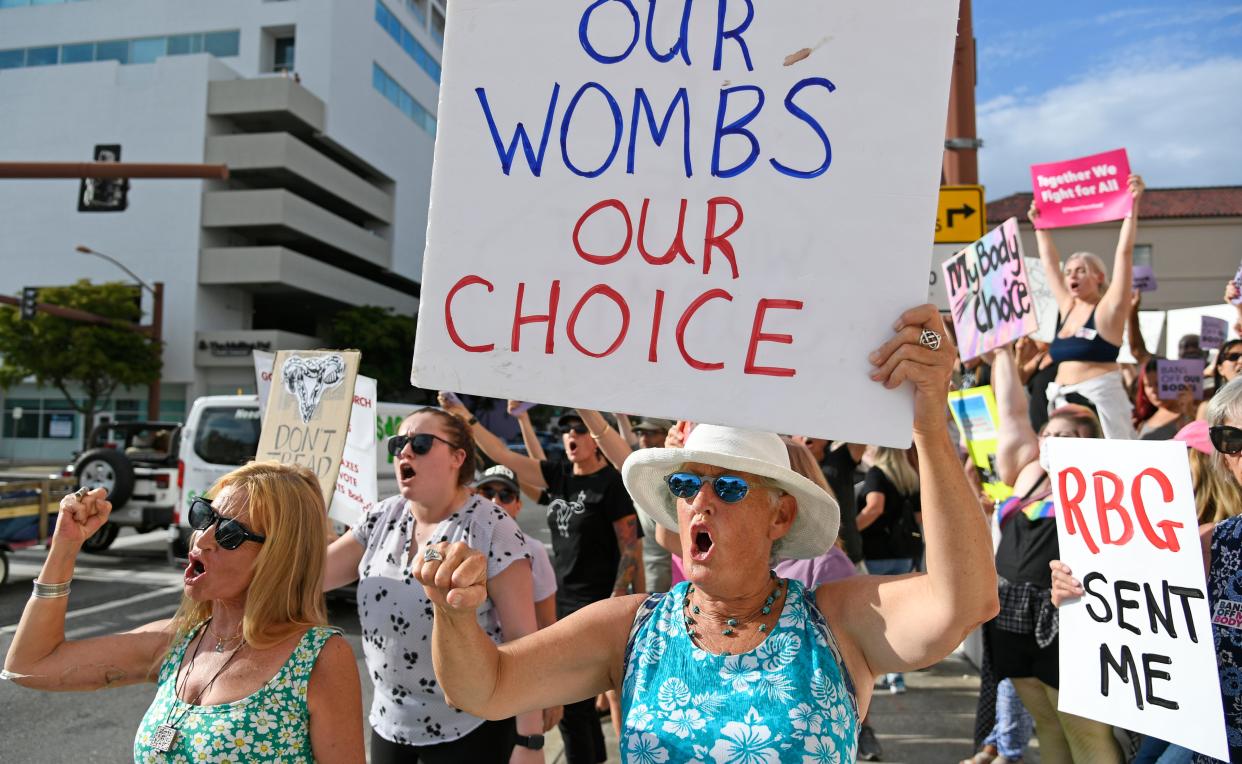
[1055,359,1119,386]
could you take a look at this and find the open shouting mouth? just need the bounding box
[689,522,715,562]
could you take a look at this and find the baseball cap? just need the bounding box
[472,464,519,492]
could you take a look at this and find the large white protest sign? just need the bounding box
[1048,439,1227,761]
[410,0,960,446]
[330,375,377,527]
[254,351,376,524]
[1118,311,1166,365]
[1166,305,1240,359]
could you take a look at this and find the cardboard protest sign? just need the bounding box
[254,351,377,522]
[410,0,961,447]
[257,350,360,504]
[1118,311,1166,365]
[1200,316,1228,351]
[1048,439,1227,761]
[947,386,1011,503]
[1030,148,1132,229]
[1166,305,1239,359]
[942,218,1039,361]
[1157,359,1204,401]
[331,375,377,527]
[1132,265,1157,293]
[1024,257,1058,344]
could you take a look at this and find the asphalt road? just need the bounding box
[0,525,999,763]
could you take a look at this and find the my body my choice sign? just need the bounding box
[411,0,959,445]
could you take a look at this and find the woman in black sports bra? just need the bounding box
[1029,174,1145,439]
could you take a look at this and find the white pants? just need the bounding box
[1046,370,1135,440]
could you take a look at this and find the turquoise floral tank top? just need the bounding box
[620,579,859,763]
[133,624,338,763]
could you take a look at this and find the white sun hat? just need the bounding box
[621,424,840,560]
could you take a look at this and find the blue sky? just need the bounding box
[972,1,1242,197]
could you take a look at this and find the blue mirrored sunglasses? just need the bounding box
[665,472,752,503]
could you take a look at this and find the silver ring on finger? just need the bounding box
[422,547,444,563]
[918,329,943,351]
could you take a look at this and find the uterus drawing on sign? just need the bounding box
[282,354,347,423]
[549,490,588,537]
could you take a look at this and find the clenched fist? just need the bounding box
[55,488,112,549]
[413,542,489,613]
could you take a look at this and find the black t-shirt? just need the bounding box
[821,446,863,563]
[995,515,1059,588]
[858,467,920,560]
[1026,361,1059,433]
[540,459,636,614]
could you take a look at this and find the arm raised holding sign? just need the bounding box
[1033,175,1145,440]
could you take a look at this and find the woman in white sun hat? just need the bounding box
[411,305,1000,762]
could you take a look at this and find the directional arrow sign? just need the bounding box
[935,185,986,244]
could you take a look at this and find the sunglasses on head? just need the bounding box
[387,432,456,458]
[478,484,518,504]
[665,472,753,503]
[188,496,266,550]
[1210,425,1242,456]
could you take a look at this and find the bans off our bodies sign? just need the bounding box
[1048,439,1227,760]
[411,0,959,446]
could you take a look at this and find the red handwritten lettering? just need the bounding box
[566,285,630,358]
[1058,466,1100,554]
[573,199,631,265]
[745,299,803,377]
[1133,468,1183,552]
[445,275,495,353]
[675,289,733,371]
[512,281,560,354]
[703,196,743,279]
[1093,469,1134,546]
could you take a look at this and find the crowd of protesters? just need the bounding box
[5,173,1242,763]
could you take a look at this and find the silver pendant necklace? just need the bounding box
[153,621,244,752]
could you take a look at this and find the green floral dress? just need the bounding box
[133,624,339,763]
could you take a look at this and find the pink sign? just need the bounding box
[1030,149,1132,229]
[942,217,1039,362]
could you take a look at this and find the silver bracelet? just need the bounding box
[32,579,71,599]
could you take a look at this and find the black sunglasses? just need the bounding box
[387,432,457,458]
[188,496,266,550]
[1210,425,1242,456]
[1221,352,1242,364]
[560,423,589,435]
[478,485,519,504]
[665,472,752,503]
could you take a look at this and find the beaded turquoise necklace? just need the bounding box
[683,571,785,650]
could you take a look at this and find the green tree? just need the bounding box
[326,305,433,404]
[0,280,162,446]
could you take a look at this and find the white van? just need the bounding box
[172,394,421,559]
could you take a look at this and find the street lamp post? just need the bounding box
[75,245,165,420]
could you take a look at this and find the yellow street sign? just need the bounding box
[935,185,986,244]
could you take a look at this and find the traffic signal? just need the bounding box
[20,287,38,321]
[78,144,129,212]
